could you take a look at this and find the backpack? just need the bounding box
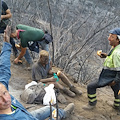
[20,82,46,104]
[44,31,53,44]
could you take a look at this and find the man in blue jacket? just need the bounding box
[0,26,74,120]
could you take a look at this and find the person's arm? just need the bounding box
[32,64,56,83]
[40,65,57,83]
[109,52,120,86]
[0,26,12,89]
[1,1,12,20]
[14,47,26,64]
[1,9,12,20]
[97,50,107,58]
[48,61,54,75]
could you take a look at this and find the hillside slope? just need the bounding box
[9,55,120,120]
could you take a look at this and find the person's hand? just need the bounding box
[109,81,116,86]
[14,57,19,64]
[4,26,11,43]
[15,44,21,50]
[100,52,107,58]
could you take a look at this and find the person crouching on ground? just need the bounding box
[10,24,45,66]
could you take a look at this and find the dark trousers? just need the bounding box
[0,27,18,55]
[87,69,120,106]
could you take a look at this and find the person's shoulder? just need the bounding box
[115,45,120,52]
[117,44,120,48]
[113,46,120,57]
[115,50,120,57]
[32,61,39,69]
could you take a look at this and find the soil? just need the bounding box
[9,55,120,120]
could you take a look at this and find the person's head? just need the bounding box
[0,83,11,111]
[108,28,120,47]
[39,50,49,65]
[10,25,17,38]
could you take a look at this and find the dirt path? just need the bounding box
[9,55,120,120]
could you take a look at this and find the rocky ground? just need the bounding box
[9,54,120,120]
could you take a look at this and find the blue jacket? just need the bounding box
[0,42,37,120]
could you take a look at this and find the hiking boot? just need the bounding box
[70,86,82,95]
[107,101,120,110]
[57,93,66,104]
[64,103,74,118]
[82,104,95,110]
[63,88,76,97]
[26,67,32,71]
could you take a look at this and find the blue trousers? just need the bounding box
[30,106,65,120]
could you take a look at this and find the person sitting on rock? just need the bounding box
[32,50,82,98]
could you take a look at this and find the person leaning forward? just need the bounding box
[10,24,45,65]
[32,50,82,98]
[83,28,120,111]
[0,26,75,120]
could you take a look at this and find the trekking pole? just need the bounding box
[55,88,59,120]
[49,99,52,120]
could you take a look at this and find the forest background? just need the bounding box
[4,0,120,84]
[1,1,120,120]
